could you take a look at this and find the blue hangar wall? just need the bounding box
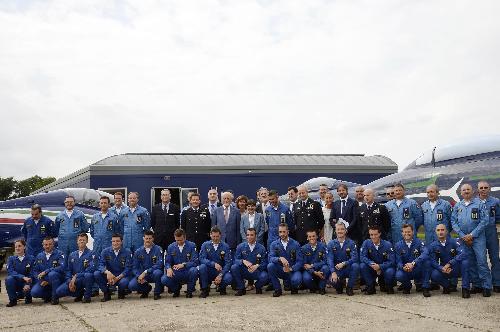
[89,171,391,208]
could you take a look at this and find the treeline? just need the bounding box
[0,175,56,201]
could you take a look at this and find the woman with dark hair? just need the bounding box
[235,195,249,214]
[5,239,35,307]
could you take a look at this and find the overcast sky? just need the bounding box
[1,0,499,181]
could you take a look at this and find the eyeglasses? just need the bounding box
[479,187,489,189]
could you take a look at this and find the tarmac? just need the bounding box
[1,269,499,332]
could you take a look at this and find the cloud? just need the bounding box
[0,0,499,180]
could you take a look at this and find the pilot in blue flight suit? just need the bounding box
[5,239,35,307]
[385,184,423,244]
[90,196,122,256]
[421,185,452,245]
[122,192,151,252]
[265,190,294,250]
[301,230,329,294]
[54,196,89,261]
[21,204,56,257]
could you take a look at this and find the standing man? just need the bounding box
[122,192,151,252]
[359,226,396,295]
[198,227,232,298]
[231,228,268,296]
[317,184,329,207]
[293,186,324,245]
[385,184,423,244]
[21,204,56,257]
[356,188,390,243]
[151,189,181,251]
[267,223,303,297]
[265,190,294,250]
[429,224,470,297]
[327,222,359,296]
[354,186,365,207]
[181,193,212,250]
[202,188,221,219]
[301,230,329,294]
[212,191,241,254]
[394,224,431,297]
[55,233,96,303]
[31,237,65,304]
[161,229,199,298]
[110,192,128,221]
[128,230,164,300]
[54,196,89,261]
[477,181,500,293]
[451,183,492,297]
[329,184,358,244]
[90,196,121,256]
[240,199,266,245]
[421,185,452,245]
[256,187,270,214]
[94,234,133,302]
[287,186,299,211]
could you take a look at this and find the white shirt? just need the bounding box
[289,200,297,211]
[248,243,256,252]
[65,209,73,218]
[33,219,39,225]
[248,213,255,228]
[464,200,471,207]
[367,203,374,209]
[130,207,136,213]
[440,240,447,247]
[405,241,412,249]
[213,243,219,251]
[18,255,25,262]
[339,241,345,249]
[101,213,107,220]
[115,206,122,214]
[114,250,120,256]
[145,247,151,254]
[429,201,437,210]
[396,200,402,207]
[281,239,289,250]
[162,203,169,212]
[45,252,51,260]
[374,244,380,250]
[178,245,184,253]
[78,250,84,258]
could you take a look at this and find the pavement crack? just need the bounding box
[59,303,99,332]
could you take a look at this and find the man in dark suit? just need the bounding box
[329,184,359,244]
[212,191,241,253]
[151,189,181,250]
[201,188,222,219]
[355,188,390,243]
[293,186,324,245]
[181,193,212,250]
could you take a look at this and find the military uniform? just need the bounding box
[385,198,423,244]
[90,211,121,255]
[21,215,56,257]
[327,238,359,292]
[31,250,65,302]
[421,199,452,245]
[292,199,324,245]
[161,240,199,296]
[265,203,294,249]
[128,245,164,297]
[428,237,469,290]
[394,238,431,291]
[94,246,133,297]
[181,207,212,251]
[122,206,151,252]
[267,237,303,294]
[54,209,89,261]
[359,239,395,293]
[301,242,329,292]
[5,254,35,305]
[356,202,390,242]
[55,248,96,301]
[231,242,268,293]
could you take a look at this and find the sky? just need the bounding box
[1,0,499,180]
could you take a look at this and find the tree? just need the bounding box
[14,175,56,198]
[0,177,16,201]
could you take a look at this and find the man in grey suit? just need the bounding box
[240,199,265,245]
[212,191,241,253]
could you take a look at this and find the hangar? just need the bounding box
[33,153,397,210]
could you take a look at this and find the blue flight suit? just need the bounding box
[94,246,133,294]
[129,245,164,296]
[122,206,151,252]
[90,211,122,255]
[360,239,395,288]
[267,238,303,291]
[161,241,199,294]
[451,199,492,290]
[54,209,89,260]
[385,198,423,244]
[21,215,56,257]
[56,248,96,300]
[394,238,431,289]
[301,242,329,290]
[421,199,452,245]
[110,204,128,221]
[198,241,232,290]
[265,203,294,249]
[231,242,269,291]
[5,254,35,304]
[326,238,360,289]
[479,196,500,287]
[31,250,65,300]
[428,237,470,289]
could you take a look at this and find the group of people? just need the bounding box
[4,180,499,306]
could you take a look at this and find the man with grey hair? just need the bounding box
[354,186,365,207]
[212,191,241,253]
[202,188,221,219]
[421,185,452,246]
[355,188,390,244]
[151,189,180,250]
[293,185,324,245]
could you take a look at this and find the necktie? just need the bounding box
[224,207,229,223]
[341,200,346,215]
[211,204,215,214]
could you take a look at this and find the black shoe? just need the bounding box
[360,286,368,293]
[219,287,227,296]
[336,286,344,294]
[430,283,440,291]
[173,291,180,298]
[448,286,458,293]
[462,288,471,299]
[309,289,317,294]
[154,294,161,300]
[265,284,274,292]
[366,287,376,295]
[346,287,354,296]
[199,288,209,298]
[117,292,125,300]
[386,287,394,294]
[379,284,387,292]
[442,287,451,294]
[185,292,193,298]
[494,286,500,293]
[402,288,411,294]
[319,288,326,295]
[51,298,59,305]
[423,288,431,297]
[101,293,111,302]
[256,288,263,294]
[397,284,405,291]
[235,289,246,296]
[284,285,291,292]
[415,284,423,292]
[44,298,51,303]
[125,288,131,295]
[483,289,491,297]
[470,286,483,294]
[91,290,100,297]
[272,290,282,297]
[25,297,32,304]
[82,297,91,303]
[140,292,149,299]
[74,296,83,302]
[290,288,298,295]
[6,301,17,307]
